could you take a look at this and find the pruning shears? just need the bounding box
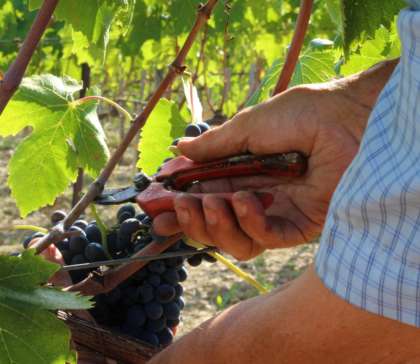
[94,152,307,217]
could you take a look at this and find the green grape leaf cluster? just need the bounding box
[138,99,187,175]
[341,0,405,52]
[0,250,92,364]
[0,74,109,216]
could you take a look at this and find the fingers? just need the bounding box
[232,191,316,249]
[153,212,182,236]
[202,195,263,260]
[178,112,250,162]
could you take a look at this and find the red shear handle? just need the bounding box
[137,183,274,218]
[156,152,307,190]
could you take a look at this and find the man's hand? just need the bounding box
[154,60,397,260]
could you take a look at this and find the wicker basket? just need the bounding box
[58,311,161,364]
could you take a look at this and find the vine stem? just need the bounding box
[272,0,313,95]
[76,95,132,121]
[32,0,220,255]
[0,0,59,114]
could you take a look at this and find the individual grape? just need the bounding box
[132,267,148,281]
[162,268,180,285]
[73,219,88,230]
[203,253,217,263]
[187,254,203,267]
[117,204,136,221]
[134,330,159,347]
[126,305,147,328]
[86,223,102,243]
[156,284,176,304]
[60,249,73,265]
[174,284,184,298]
[71,254,87,265]
[147,274,161,287]
[22,232,45,249]
[165,256,184,269]
[184,124,201,137]
[197,122,210,133]
[138,283,154,304]
[177,267,188,282]
[69,254,89,283]
[118,218,142,249]
[55,239,69,251]
[84,242,107,262]
[175,296,185,310]
[107,230,119,253]
[118,211,132,224]
[172,138,180,146]
[69,225,86,237]
[146,316,167,333]
[122,285,140,306]
[69,235,89,254]
[135,213,147,222]
[51,210,67,225]
[167,318,180,328]
[141,216,153,226]
[148,260,166,275]
[163,302,181,321]
[157,327,174,346]
[144,301,163,320]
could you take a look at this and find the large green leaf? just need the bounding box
[0,74,109,216]
[28,0,135,54]
[0,250,92,364]
[138,99,187,175]
[246,48,337,107]
[341,0,405,52]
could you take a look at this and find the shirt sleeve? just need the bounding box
[315,8,420,328]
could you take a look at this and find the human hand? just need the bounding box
[154,61,397,260]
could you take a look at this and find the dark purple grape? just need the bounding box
[162,268,180,285]
[146,316,167,333]
[69,225,86,237]
[144,301,163,320]
[51,210,66,225]
[69,254,89,283]
[135,213,147,222]
[197,122,210,133]
[118,218,142,249]
[165,256,184,269]
[174,284,184,298]
[167,318,180,328]
[184,124,201,137]
[138,283,154,303]
[142,216,153,226]
[22,232,45,249]
[55,239,69,251]
[156,284,176,304]
[69,235,89,254]
[86,223,101,243]
[163,302,181,320]
[175,296,185,310]
[73,219,88,230]
[126,305,147,328]
[61,249,73,265]
[147,274,161,287]
[172,138,180,146]
[107,230,118,253]
[117,204,136,221]
[134,330,159,347]
[118,211,132,224]
[187,254,203,267]
[84,242,107,262]
[177,267,188,282]
[148,260,166,275]
[157,327,174,346]
[122,285,140,306]
[133,267,148,281]
[203,253,217,263]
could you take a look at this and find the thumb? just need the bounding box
[178,113,250,162]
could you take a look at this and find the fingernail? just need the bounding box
[234,197,248,217]
[177,207,190,224]
[205,207,218,225]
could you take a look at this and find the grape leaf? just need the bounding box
[341,0,405,52]
[0,74,109,216]
[246,49,337,107]
[0,250,92,364]
[138,99,187,175]
[28,0,135,54]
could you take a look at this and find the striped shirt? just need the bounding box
[316,6,420,327]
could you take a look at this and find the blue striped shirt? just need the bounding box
[316,6,420,327]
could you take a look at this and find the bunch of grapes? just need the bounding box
[22,122,217,348]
